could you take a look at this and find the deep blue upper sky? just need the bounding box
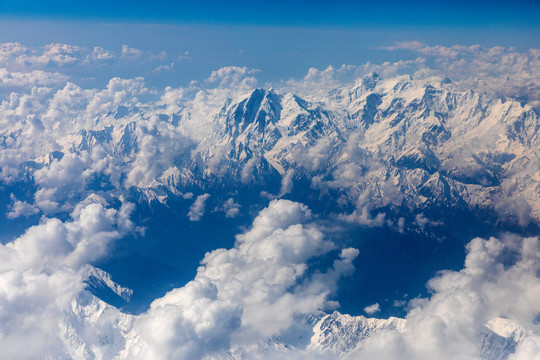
[1,0,539,28]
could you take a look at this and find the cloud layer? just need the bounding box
[2,199,536,359]
[330,234,540,360]
[0,198,360,359]
[0,199,134,358]
[0,40,538,359]
[125,199,358,359]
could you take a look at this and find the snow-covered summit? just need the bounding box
[3,73,538,227]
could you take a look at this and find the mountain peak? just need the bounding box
[225,88,282,137]
[361,72,381,90]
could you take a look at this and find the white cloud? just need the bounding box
[0,43,537,226]
[364,303,381,315]
[508,336,540,360]
[379,41,426,51]
[240,156,260,184]
[280,168,295,196]
[124,199,359,358]
[216,197,241,218]
[337,188,387,228]
[177,50,190,61]
[380,43,540,111]
[205,66,259,89]
[187,193,210,221]
[284,44,539,114]
[0,200,134,358]
[1,192,538,359]
[336,234,540,360]
[159,86,187,112]
[0,42,27,66]
[0,200,355,358]
[121,45,143,60]
[0,42,172,81]
[152,63,173,72]
[156,66,260,143]
[413,213,443,229]
[33,152,90,213]
[91,46,116,62]
[17,43,83,67]
[125,278,241,359]
[338,205,386,228]
[152,51,189,73]
[124,119,193,189]
[0,68,68,88]
[280,64,361,101]
[6,194,39,219]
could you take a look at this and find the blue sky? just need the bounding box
[2,0,540,28]
[0,1,538,88]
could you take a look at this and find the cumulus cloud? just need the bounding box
[177,50,190,62]
[0,200,134,359]
[380,43,540,111]
[124,118,193,189]
[379,40,426,51]
[283,44,539,114]
[7,201,356,358]
[413,213,443,229]
[279,64,362,101]
[327,234,540,360]
[205,66,259,89]
[91,46,116,62]
[338,205,386,228]
[3,200,537,360]
[0,42,173,82]
[24,206,536,360]
[19,43,83,67]
[188,193,210,221]
[280,168,295,196]
[240,156,260,184]
[364,303,381,315]
[0,42,84,70]
[0,73,158,193]
[215,197,241,218]
[121,45,143,60]
[156,65,260,142]
[125,199,359,358]
[33,152,90,213]
[0,42,27,66]
[153,51,190,73]
[6,194,39,218]
[337,188,387,228]
[0,68,68,88]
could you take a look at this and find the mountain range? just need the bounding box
[1,72,538,359]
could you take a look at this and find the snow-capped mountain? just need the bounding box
[56,298,530,360]
[19,73,536,231]
[307,311,406,355]
[56,292,134,360]
[306,312,530,360]
[85,266,133,308]
[480,318,532,360]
